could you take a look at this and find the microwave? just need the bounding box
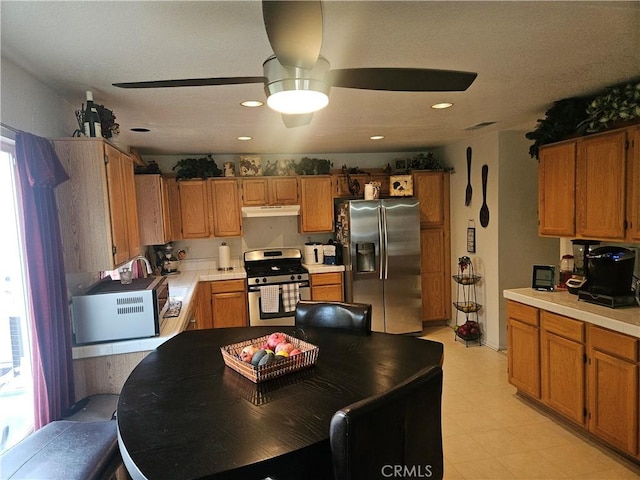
[71,276,169,345]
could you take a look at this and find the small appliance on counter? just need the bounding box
[566,239,600,295]
[578,246,637,308]
[155,242,182,275]
[303,242,324,265]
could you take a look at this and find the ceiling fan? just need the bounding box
[113,1,477,127]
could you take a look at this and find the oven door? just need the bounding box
[247,282,311,327]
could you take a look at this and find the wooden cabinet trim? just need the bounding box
[588,324,638,362]
[210,279,246,294]
[310,272,343,286]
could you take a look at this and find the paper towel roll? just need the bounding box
[218,243,231,270]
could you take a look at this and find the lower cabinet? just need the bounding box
[211,280,248,328]
[507,300,640,461]
[192,282,212,330]
[310,272,344,301]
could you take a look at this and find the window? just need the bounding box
[0,138,34,453]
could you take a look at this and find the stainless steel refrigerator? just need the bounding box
[336,198,422,334]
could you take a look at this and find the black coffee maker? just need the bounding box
[578,246,637,307]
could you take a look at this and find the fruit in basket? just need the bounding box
[267,332,287,350]
[251,349,268,366]
[258,352,275,366]
[289,348,302,356]
[240,345,259,363]
[275,342,294,354]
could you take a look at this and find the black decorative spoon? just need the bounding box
[465,147,472,206]
[480,164,489,227]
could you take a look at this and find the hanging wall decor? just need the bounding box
[466,220,476,253]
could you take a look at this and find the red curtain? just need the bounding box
[15,131,74,428]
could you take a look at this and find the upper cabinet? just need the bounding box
[576,130,627,240]
[209,179,242,237]
[413,171,447,227]
[299,176,334,233]
[241,177,298,206]
[538,141,576,237]
[538,126,637,241]
[178,180,210,239]
[333,174,370,197]
[54,138,140,272]
[135,174,172,246]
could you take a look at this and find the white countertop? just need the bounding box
[72,260,346,359]
[503,288,640,339]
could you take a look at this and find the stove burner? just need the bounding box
[244,248,309,286]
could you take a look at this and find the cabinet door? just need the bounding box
[538,142,576,236]
[420,228,447,321]
[135,174,170,246]
[122,155,140,257]
[299,176,334,233]
[627,127,640,241]
[311,272,344,301]
[507,317,541,398]
[211,280,248,328]
[210,179,242,237]
[588,350,638,455]
[333,174,369,197]
[576,131,627,240]
[166,177,183,241]
[194,282,212,330]
[540,329,585,425]
[270,177,299,205]
[104,144,130,265]
[179,180,210,238]
[241,178,268,206]
[413,172,447,226]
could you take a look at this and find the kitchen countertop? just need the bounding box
[504,287,640,339]
[72,260,346,359]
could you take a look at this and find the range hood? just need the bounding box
[241,205,300,218]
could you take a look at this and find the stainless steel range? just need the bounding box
[244,248,310,326]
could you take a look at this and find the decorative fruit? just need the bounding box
[267,332,287,350]
[258,352,275,366]
[251,349,268,367]
[289,348,302,356]
[275,342,294,354]
[275,350,289,358]
[240,345,259,363]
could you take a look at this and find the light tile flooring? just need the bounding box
[420,325,640,480]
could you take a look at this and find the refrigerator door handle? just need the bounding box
[377,205,384,280]
[382,205,389,280]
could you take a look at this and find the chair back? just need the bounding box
[329,365,444,480]
[294,300,372,333]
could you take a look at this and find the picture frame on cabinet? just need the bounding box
[389,175,413,196]
[239,155,262,176]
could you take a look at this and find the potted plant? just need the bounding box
[172,155,222,180]
[578,81,640,133]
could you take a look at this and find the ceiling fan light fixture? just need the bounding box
[267,88,328,115]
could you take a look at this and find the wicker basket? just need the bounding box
[221,333,319,383]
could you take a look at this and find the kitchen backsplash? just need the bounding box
[174,216,332,262]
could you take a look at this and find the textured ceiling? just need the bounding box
[1,1,639,155]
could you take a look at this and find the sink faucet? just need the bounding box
[122,255,154,277]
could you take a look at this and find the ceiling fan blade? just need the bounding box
[282,113,313,128]
[326,68,477,92]
[113,76,266,89]
[262,0,323,69]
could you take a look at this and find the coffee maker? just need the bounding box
[154,242,181,275]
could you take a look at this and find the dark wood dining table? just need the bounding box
[117,326,444,480]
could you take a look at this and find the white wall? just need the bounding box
[436,131,558,350]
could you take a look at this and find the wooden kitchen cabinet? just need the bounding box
[333,173,369,197]
[587,325,639,457]
[241,177,298,205]
[209,179,242,237]
[135,174,173,245]
[576,129,628,240]
[420,228,449,322]
[538,141,576,236]
[166,177,183,241]
[299,176,334,233]
[627,126,640,241]
[414,172,450,323]
[192,281,212,330]
[540,311,585,425]
[507,300,541,398]
[310,272,344,301]
[211,279,248,328]
[369,172,390,196]
[178,180,210,238]
[54,138,140,272]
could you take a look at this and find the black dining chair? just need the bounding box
[294,300,372,333]
[329,364,444,480]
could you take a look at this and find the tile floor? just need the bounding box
[420,325,640,480]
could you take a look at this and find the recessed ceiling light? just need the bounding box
[241,100,264,108]
[237,136,252,141]
[431,102,453,109]
[370,135,385,140]
[130,127,150,132]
